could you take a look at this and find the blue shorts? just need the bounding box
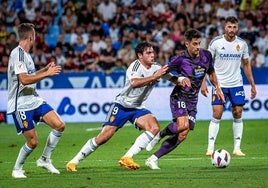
[103,103,152,128]
[12,102,54,134]
[211,86,245,106]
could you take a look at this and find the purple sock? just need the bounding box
[154,135,180,158]
[160,122,178,138]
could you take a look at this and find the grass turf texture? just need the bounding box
[0,120,267,188]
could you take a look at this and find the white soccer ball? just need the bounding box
[211,149,231,168]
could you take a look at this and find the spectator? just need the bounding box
[109,58,127,74]
[160,31,175,54]
[239,19,259,46]
[32,44,48,70]
[63,54,79,72]
[53,45,67,67]
[161,2,175,24]
[70,25,88,46]
[97,0,116,22]
[170,21,184,43]
[77,5,94,28]
[32,7,48,34]
[0,24,9,44]
[117,40,135,67]
[61,7,77,34]
[216,0,237,19]
[41,0,57,25]
[56,33,74,56]
[23,0,36,22]
[91,31,107,54]
[80,41,100,72]
[99,37,117,72]
[5,32,18,54]
[249,46,265,67]
[73,35,86,58]
[253,28,268,54]
[108,20,120,45]
[0,54,8,73]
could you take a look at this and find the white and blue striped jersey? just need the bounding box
[208,35,249,88]
[7,46,44,114]
[115,60,161,109]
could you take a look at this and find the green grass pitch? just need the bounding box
[0,119,267,188]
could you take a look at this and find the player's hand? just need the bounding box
[46,62,61,76]
[154,65,169,80]
[180,77,191,88]
[250,85,257,99]
[215,87,225,103]
[200,81,209,97]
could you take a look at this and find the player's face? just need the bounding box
[29,30,36,52]
[185,38,201,58]
[225,22,238,39]
[140,47,155,66]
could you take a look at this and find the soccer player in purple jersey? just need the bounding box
[145,28,225,169]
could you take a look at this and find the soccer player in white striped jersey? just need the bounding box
[7,23,65,178]
[201,16,257,157]
[66,41,179,171]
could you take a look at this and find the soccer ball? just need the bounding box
[211,149,231,168]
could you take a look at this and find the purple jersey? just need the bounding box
[168,49,214,129]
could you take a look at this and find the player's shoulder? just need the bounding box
[170,50,187,62]
[200,48,212,57]
[209,35,224,46]
[236,36,247,45]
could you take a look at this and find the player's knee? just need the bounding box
[55,121,65,132]
[147,124,160,135]
[232,110,242,119]
[178,129,189,141]
[28,139,38,149]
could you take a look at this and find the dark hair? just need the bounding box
[225,16,238,24]
[135,41,153,57]
[18,23,35,40]
[184,28,202,41]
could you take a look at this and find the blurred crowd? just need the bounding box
[0,0,268,74]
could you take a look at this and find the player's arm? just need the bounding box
[242,58,257,99]
[200,75,209,97]
[130,65,169,88]
[208,72,225,103]
[18,62,61,85]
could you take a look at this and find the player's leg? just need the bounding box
[229,86,246,156]
[66,125,118,171]
[146,116,190,169]
[35,104,65,174]
[206,104,224,156]
[119,113,159,170]
[12,111,37,178]
[206,88,226,156]
[232,105,244,156]
[66,103,123,171]
[146,121,177,151]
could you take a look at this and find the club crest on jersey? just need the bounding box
[236,45,240,51]
[23,120,28,128]
[109,115,115,123]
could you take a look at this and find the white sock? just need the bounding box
[70,137,98,164]
[233,118,243,151]
[14,144,33,170]
[124,131,154,158]
[41,129,62,160]
[148,154,158,161]
[207,118,220,151]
